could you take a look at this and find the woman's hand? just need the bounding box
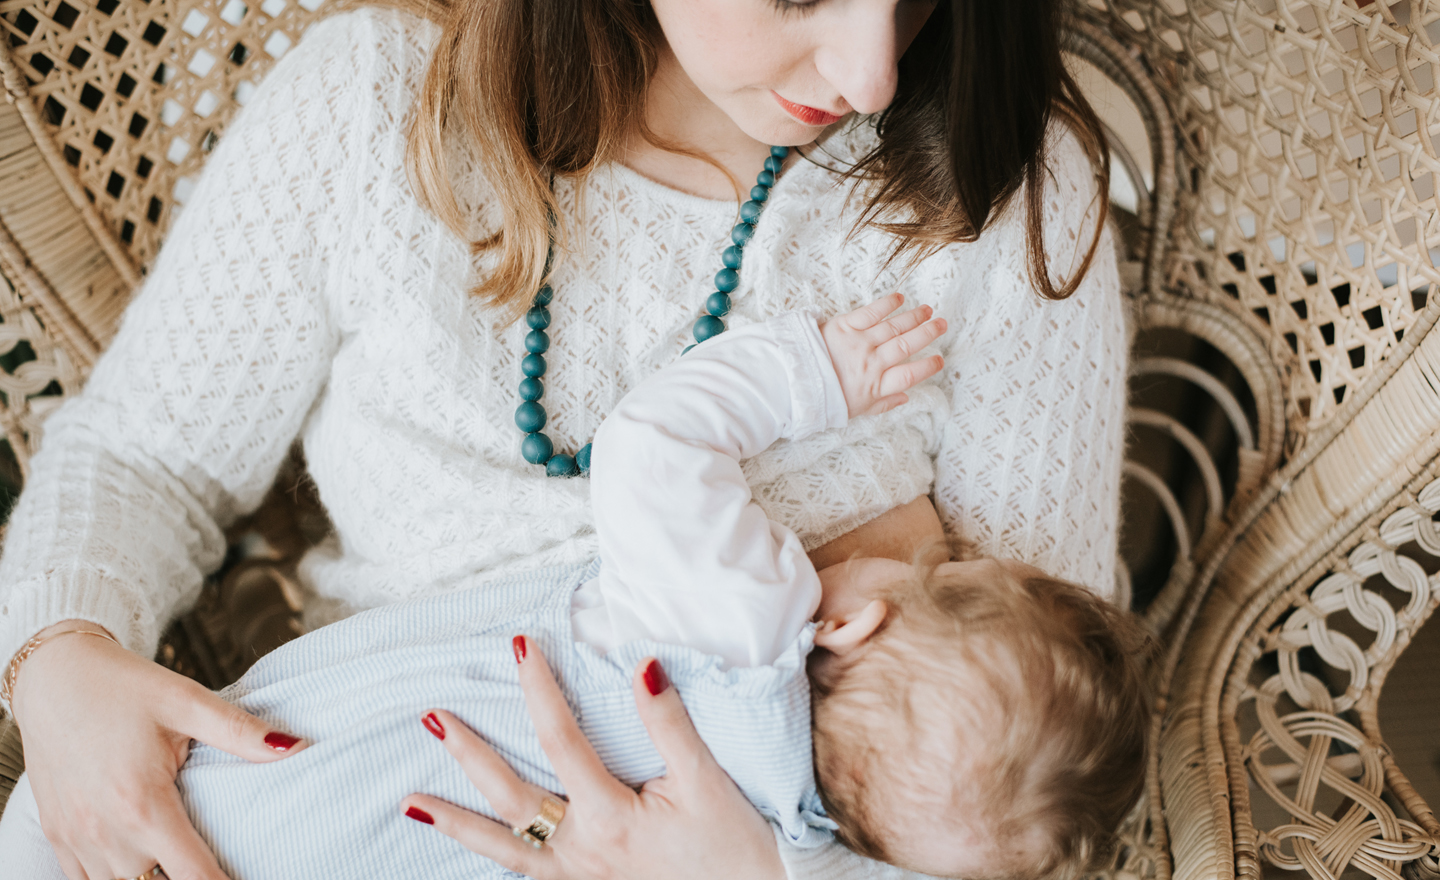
[10,620,310,880]
[401,637,787,880]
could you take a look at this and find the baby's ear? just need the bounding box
[814,599,888,656]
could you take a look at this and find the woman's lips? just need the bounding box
[771,91,844,127]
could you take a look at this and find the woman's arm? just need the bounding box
[1,11,394,878]
[807,495,946,571]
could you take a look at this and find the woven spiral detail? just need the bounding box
[1236,477,1440,880]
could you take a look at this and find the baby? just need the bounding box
[5,297,1147,880]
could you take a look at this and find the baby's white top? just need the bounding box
[0,0,1125,738]
[572,311,849,670]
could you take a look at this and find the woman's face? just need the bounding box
[647,0,939,147]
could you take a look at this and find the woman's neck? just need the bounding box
[622,47,779,202]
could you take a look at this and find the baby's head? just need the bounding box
[808,555,1150,880]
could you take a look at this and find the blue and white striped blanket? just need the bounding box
[178,561,833,880]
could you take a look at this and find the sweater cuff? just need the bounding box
[0,569,158,712]
[769,310,849,442]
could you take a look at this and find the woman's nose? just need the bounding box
[813,8,903,115]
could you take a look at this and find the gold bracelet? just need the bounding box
[1,628,120,705]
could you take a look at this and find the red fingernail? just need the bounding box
[642,658,670,696]
[264,732,300,752]
[405,806,435,825]
[512,635,527,664]
[422,712,445,741]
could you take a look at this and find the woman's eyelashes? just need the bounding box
[769,0,822,16]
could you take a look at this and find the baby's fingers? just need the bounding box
[878,354,945,399]
[876,316,947,367]
[837,292,906,331]
[866,304,933,343]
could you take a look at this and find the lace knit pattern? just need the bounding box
[0,8,1127,678]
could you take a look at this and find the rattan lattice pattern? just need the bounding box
[0,0,329,269]
[1233,478,1440,880]
[1096,0,1440,440]
[0,258,82,476]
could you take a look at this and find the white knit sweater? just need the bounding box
[0,7,1125,874]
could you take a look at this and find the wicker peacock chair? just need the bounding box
[0,1,1436,879]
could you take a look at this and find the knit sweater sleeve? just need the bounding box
[0,11,384,687]
[931,129,1128,597]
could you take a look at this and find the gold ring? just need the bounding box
[511,796,566,849]
[120,868,164,880]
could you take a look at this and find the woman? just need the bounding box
[0,0,1125,877]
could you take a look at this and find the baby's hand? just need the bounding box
[820,293,947,419]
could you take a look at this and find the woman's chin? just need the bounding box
[727,102,844,149]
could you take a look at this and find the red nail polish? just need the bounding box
[642,658,670,696]
[264,732,300,752]
[405,806,435,825]
[512,635,527,664]
[422,712,445,741]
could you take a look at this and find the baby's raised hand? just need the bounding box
[820,293,947,419]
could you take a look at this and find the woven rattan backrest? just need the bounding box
[1093,0,1440,447]
[0,0,330,480]
[1077,4,1440,880]
[1,0,330,281]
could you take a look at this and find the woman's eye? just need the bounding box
[770,0,822,15]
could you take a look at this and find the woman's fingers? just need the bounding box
[163,678,308,764]
[144,793,234,880]
[630,658,716,783]
[400,793,556,880]
[514,636,629,804]
[420,709,539,825]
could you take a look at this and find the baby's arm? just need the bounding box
[572,297,944,668]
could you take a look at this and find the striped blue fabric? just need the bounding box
[178,561,834,880]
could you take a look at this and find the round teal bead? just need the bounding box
[731,223,754,247]
[576,443,592,473]
[519,377,543,401]
[515,401,547,433]
[546,454,580,478]
[526,306,551,330]
[534,285,553,307]
[707,292,732,317]
[693,315,725,343]
[739,201,762,224]
[756,170,775,187]
[521,353,546,378]
[714,268,739,292]
[749,186,768,204]
[525,329,550,354]
[770,145,789,158]
[521,432,554,464]
[722,246,742,269]
[764,155,783,174]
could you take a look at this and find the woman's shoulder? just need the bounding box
[272,5,439,107]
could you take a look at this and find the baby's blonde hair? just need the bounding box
[810,559,1151,880]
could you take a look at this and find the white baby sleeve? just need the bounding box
[571,311,848,669]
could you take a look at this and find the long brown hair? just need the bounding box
[381,0,1110,315]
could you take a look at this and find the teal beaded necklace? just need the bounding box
[515,145,790,477]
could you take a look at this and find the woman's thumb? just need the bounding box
[631,658,714,781]
[168,683,309,763]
